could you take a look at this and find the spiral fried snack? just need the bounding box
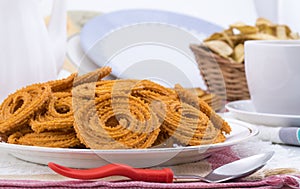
[174,84,231,135]
[154,99,226,146]
[131,80,177,102]
[30,92,74,133]
[7,125,33,144]
[0,84,51,134]
[8,130,80,148]
[72,80,138,109]
[0,134,8,143]
[73,66,112,86]
[73,81,161,149]
[73,79,171,101]
[0,65,231,149]
[46,73,77,92]
[131,81,228,145]
[73,79,230,149]
[45,66,112,92]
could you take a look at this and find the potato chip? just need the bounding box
[244,33,277,40]
[223,28,234,36]
[203,40,233,58]
[204,32,224,42]
[221,31,234,47]
[230,22,259,34]
[204,29,240,46]
[232,44,244,64]
[239,25,259,34]
[276,25,287,39]
[255,17,274,26]
[202,17,300,64]
[280,25,292,36]
[257,24,276,35]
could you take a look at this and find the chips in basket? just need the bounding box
[203,18,300,63]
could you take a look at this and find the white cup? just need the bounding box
[245,40,300,115]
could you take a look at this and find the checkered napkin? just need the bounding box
[0,147,299,188]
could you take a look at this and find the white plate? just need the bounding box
[80,9,223,57]
[226,100,300,127]
[0,118,257,168]
[67,34,99,72]
[78,9,223,89]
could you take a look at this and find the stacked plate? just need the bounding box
[67,9,223,89]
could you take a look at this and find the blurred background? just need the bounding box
[41,0,300,32]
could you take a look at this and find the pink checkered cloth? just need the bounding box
[0,148,299,189]
[0,175,299,189]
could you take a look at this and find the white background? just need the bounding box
[64,0,258,28]
[42,0,300,32]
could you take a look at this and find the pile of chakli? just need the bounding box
[203,17,300,63]
[0,67,112,148]
[0,66,231,149]
[72,76,231,149]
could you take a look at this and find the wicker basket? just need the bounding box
[190,44,250,102]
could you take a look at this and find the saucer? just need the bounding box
[225,100,300,127]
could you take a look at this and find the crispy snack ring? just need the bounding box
[0,84,51,134]
[73,66,112,86]
[72,79,138,102]
[131,80,176,100]
[98,79,138,91]
[8,130,80,148]
[155,100,224,146]
[46,73,77,92]
[71,80,137,112]
[7,125,33,144]
[45,66,111,93]
[74,91,161,149]
[73,79,174,102]
[130,80,178,116]
[0,134,8,143]
[174,84,231,134]
[30,92,74,133]
[72,82,96,101]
